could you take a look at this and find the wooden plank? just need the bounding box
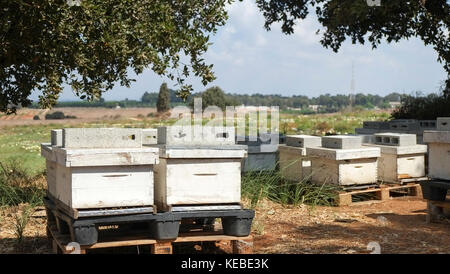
[232,238,253,254]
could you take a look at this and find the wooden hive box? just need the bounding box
[152,145,247,211]
[424,128,450,181]
[306,145,380,186]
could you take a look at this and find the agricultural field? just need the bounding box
[0,108,449,254]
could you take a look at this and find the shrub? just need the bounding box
[32,115,40,120]
[45,111,65,120]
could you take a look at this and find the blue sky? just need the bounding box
[31,1,447,102]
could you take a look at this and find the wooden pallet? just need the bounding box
[337,183,422,206]
[426,199,450,224]
[47,224,253,254]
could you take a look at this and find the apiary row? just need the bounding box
[41,126,253,245]
[278,132,428,186]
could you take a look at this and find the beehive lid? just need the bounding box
[306,146,380,160]
[41,143,159,167]
[363,143,427,155]
[154,144,247,159]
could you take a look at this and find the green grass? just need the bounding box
[242,169,339,208]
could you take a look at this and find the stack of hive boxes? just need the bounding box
[307,135,381,186]
[422,117,450,201]
[41,128,159,214]
[278,135,322,182]
[363,133,427,184]
[151,126,247,211]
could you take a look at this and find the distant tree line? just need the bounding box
[30,84,405,114]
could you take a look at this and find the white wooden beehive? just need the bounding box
[363,143,427,183]
[424,130,450,180]
[306,146,380,186]
[41,128,159,210]
[152,126,246,209]
[153,146,246,210]
[41,143,159,209]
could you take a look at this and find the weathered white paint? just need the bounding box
[156,145,246,159]
[311,157,378,186]
[41,143,158,209]
[306,147,380,161]
[363,143,426,183]
[51,146,159,167]
[154,158,242,208]
[428,143,450,180]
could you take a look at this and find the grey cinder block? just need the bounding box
[157,126,235,145]
[373,133,416,146]
[437,117,450,131]
[63,128,143,148]
[363,121,389,130]
[389,119,419,131]
[142,128,157,145]
[322,135,362,149]
[286,135,321,148]
[51,129,63,147]
[419,120,437,129]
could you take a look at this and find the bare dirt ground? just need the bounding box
[0,197,448,254]
[0,107,156,127]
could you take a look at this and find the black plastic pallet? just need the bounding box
[44,197,254,246]
[420,180,450,201]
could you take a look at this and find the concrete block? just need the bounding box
[373,133,416,146]
[419,120,437,129]
[363,121,390,130]
[286,135,321,148]
[51,129,63,147]
[389,119,419,131]
[158,126,235,145]
[142,128,157,145]
[322,135,362,149]
[63,128,142,148]
[437,117,450,131]
[352,134,374,144]
[355,128,379,135]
